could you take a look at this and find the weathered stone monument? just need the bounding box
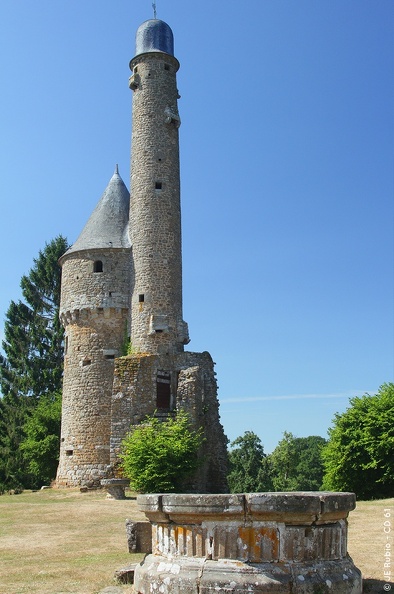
[132,492,362,594]
[56,18,228,492]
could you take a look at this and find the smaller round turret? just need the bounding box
[56,167,132,487]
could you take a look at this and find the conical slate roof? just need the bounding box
[64,166,130,256]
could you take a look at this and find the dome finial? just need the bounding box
[152,1,157,19]
[134,19,174,57]
[114,164,119,175]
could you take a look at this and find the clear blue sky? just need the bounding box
[0,1,393,453]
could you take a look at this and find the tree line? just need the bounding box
[0,237,393,500]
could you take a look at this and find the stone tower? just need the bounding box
[56,18,228,492]
[56,168,132,486]
[129,20,189,355]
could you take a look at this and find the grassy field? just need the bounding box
[0,489,392,593]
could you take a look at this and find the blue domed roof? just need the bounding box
[135,19,174,57]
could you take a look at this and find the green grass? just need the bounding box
[0,489,392,593]
[0,488,145,594]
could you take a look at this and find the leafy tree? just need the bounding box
[268,431,299,491]
[20,392,62,488]
[119,411,204,493]
[321,383,394,499]
[268,432,326,491]
[0,236,68,490]
[227,431,273,493]
[0,395,31,492]
[294,435,327,490]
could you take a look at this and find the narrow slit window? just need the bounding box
[164,63,170,71]
[93,260,103,273]
[139,294,145,303]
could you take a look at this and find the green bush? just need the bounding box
[119,411,204,493]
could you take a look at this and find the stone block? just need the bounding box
[162,493,244,517]
[101,478,129,499]
[114,563,138,584]
[137,493,170,522]
[125,520,152,553]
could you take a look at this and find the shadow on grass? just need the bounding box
[363,578,393,593]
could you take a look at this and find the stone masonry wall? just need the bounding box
[59,248,131,317]
[57,248,131,487]
[110,351,228,492]
[129,52,188,354]
[57,307,129,486]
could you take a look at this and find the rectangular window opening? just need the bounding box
[155,181,162,190]
[65,449,73,457]
[156,372,171,409]
[139,294,145,303]
[164,64,170,71]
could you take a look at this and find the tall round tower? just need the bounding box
[56,167,131,487]
[129,19,189,355]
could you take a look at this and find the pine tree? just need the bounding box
[0,236,68,490]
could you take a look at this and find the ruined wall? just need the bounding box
[110,351,228,493]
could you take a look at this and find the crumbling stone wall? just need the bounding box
[110,351,228,493]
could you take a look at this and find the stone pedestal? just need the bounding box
[100,478,129,499]
[134,492,362,594]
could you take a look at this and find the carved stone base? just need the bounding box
[136,555,360,594]
[100,478,129,499]
[134,492,362,594]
